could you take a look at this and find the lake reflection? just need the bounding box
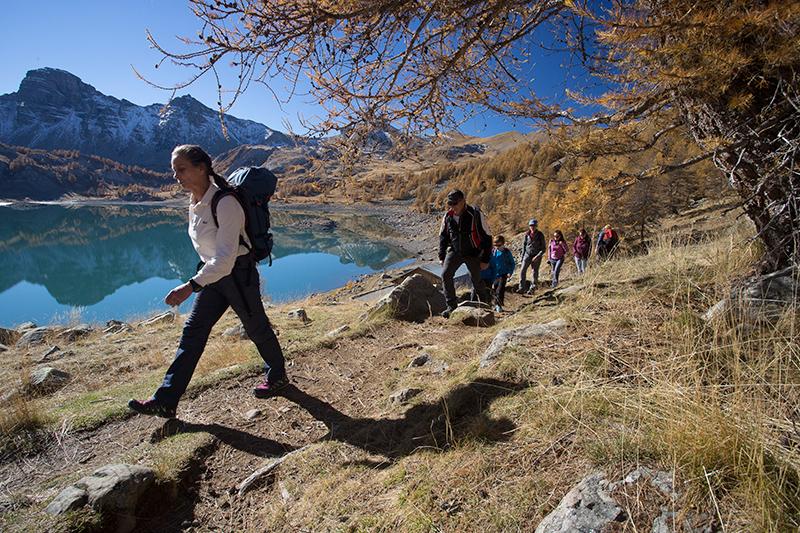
[0,204,409,326]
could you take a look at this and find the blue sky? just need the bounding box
[2,1,590,137]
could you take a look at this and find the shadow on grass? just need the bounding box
[282,377,523,459]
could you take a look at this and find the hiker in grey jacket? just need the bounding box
[517,218,546,294]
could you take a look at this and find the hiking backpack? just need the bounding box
[211,166,278,265]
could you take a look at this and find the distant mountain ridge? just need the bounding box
[0,68,293,171]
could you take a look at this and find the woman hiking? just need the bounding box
[128,145,288,418]
[547,230,569,288]
[572,228,591,274]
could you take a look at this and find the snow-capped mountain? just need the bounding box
[0,68,293,170]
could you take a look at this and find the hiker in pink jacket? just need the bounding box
[572,228,591,274]
[547,230,569,288]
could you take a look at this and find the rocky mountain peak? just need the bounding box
[16,68,101,108]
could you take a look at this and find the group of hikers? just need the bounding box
[438,189,618,316]
[128,149,617,419]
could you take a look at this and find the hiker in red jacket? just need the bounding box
[572,228,591,274]
[547,230,569,288]
[596,224,619,259]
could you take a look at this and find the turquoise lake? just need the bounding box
[0,204,410,327]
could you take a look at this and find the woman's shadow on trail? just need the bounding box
[153,377,525,463]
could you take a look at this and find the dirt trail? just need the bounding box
[2,285,545,531]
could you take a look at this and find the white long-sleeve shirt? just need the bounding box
[189,181,250,287]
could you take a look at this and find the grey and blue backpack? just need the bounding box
[211,166,278,265]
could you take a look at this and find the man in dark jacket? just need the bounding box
[438,189,492,317]
[517,218,546,294]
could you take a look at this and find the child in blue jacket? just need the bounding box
[490,235,515,312]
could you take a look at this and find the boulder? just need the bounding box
[288,309,311,323]
[223,324,249,340]
[703,268,798,324]
[536,468,692,533]
[29,367,70,393]
[735,267,798,322]
[16,327,51,348]
[450,306,495,327]
[0,326,20,346]
[369,274,447,323]
[535,472,624,533]
[390,388,422,405]
[45,464,156,533]
[480,318,567,367]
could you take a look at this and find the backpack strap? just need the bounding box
[211,189,253,253]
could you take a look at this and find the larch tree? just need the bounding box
[145,0,799,271]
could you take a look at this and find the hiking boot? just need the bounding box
[253,376,290,399]
[441,306,456,319]
[127,398,176,418]
[494,305,503,313]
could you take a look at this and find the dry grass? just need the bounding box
[0,395,51,459]
[235,226,799,532]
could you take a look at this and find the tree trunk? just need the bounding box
[679,95,800,272]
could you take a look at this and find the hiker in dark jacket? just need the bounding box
[438,189,492,317]
[128,145,288,419]
[548,230,569,288]
[517,218,546,294]
[572,228,591,274]
[596,224,619,259]
[489,235,515,313]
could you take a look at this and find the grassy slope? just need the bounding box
[1,200,798,532]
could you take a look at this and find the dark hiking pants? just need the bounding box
[518,253,542,292]
[153,255,285,407]
[493,276,507,306]
[441,251,489,309]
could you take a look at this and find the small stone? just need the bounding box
[0,343,8,353]
[449,306,495,327]
[557,284,584,297]
[223,325,249,340]
[408,353,431,368]
[326,325,350,337]
[390,387,422,405]
[16,321,37,332]
[381,273,392,280]
[431,361,450,375]
[702,299,728,322]
[59,325,92,342]
[288,309,311,323]
[480,318,567,367]
[39,345,61,362]
[140,311,175,327]
[245,409,263,420]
